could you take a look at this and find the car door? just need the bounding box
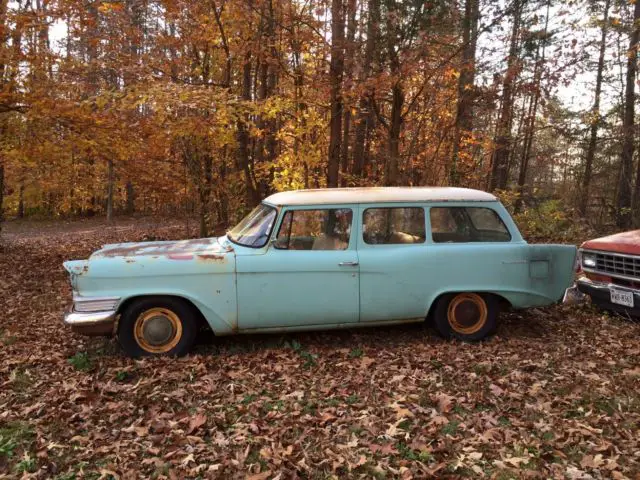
[357,204,430,322]
[236,205,360,330]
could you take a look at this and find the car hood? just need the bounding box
[582,230,640,255]
[90,236,233,260]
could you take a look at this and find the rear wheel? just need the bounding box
[433,292,498,341]
[118,297,198,358]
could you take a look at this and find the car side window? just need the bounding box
[430,207,511,243]
[275,209,353,250]
[363,207,426,245]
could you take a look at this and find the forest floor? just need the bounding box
[0,217,639,479]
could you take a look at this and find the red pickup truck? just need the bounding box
[577,230,640,316]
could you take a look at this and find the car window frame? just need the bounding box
[272,205,356,251]
[355,204,427,249]
[227,203,279,249]
[361,205,427,246]
[428,205,513,244]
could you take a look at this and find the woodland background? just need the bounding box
[0,0,640,237]
[3,2,640,477]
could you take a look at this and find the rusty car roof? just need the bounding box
[263,187,497,206]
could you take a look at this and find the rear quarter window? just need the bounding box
[430,207,511,243]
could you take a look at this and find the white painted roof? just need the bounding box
[264,187,497,206]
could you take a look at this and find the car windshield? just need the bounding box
[227,203,277,248]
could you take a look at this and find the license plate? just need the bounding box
[610,288,634,307]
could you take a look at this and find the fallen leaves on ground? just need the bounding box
[0,218,639,479]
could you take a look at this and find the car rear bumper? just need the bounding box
[576,277,640,317]
[64,308,117,336]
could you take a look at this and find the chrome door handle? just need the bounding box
[338,261,359,267]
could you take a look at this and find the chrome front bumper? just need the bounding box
[64,309,117,336]
[576,277,640,316]
[64,296,120,336]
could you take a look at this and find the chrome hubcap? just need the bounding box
[447,293,488,335]
[453,301,481,328]
[143,315,175,346]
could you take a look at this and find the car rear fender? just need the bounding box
[526,244,577,302]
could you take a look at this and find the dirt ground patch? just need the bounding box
[0,218,639,479]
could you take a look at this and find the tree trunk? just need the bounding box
[352,0,379,179]
[581,0,610,215]
[514,0,550,213]
[328,0,345,187]
[289,2,308,188]
[35,0,53,80]
[106,159,114,223]
[0,163,4,234]
[0,0,12,236]
[237,50,260,206]
[340,0,357,187]
[17,183,24,218]
[490,0,522,191]
[450,0,479,186]
[265,1,278,171]
[386,82,404,186]
[217,161,229,225]
[254,0,278,197]
[617,0,640,228]
[126,180,135,214]
[196,154,213,238]
[0,0,8,81]
[341,108,352,187]
[211,0,231,88]
[513,94,537,211]
[385,1,404,187]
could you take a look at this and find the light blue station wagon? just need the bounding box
[63,187,577,357]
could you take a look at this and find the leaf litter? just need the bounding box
[0,218,639,478]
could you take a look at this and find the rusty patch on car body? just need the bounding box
[96,238,213,258]
[167,253,194,260]
[90,237,234,263]
[197,254,226,262]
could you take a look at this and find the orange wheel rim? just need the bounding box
[447,293,488,335]
[133,307,183,353]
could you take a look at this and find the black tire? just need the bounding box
[117,296,198,358]
[433,292,498,341]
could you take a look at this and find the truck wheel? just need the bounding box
[118,297,198,358]
[433,292,498,341]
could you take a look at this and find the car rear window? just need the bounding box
[430,207,511,243]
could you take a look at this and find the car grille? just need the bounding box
[592,251,640,279]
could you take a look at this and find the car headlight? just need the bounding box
[582,253,597,269]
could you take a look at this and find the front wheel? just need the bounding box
[118,297,198,358]
[433,292,498,341]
